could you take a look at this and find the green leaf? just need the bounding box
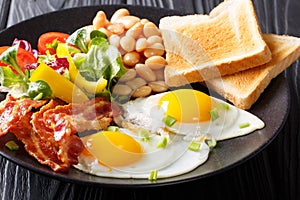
[0,66,25,87]
[27,80,53,100]
[0,43,25,77]
[90,30,107,40]
[66,27,88,53]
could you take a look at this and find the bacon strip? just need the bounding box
[43,96,119,141]
[0,95,47,136]
[0,95,119,172]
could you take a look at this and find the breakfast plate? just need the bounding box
[0,5,290,187]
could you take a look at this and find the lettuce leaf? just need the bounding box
[72,37,125,97]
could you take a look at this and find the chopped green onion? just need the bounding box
[5,140,19,151]
[217,102,230,110]
[209,108,219,121]
[156,136,168,148]
[106,126,119,132]
[239,122,250,129]
[138,129,150,142]
[148,169,158,181]
[205,137,217,149]
[163,115,177,127]
[188,141,201,152]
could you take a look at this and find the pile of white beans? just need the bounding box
[90,8,169,99]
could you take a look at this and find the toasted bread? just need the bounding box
[206,34,300,110]
[159,0,272,87]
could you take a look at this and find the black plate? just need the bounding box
[0,5,290,187]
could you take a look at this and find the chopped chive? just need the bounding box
[5,140,19,151]
[156,136,168,148]
[217,102,230,110]
[106,126,119,132]
[138,129,150,142]
[163,115,177,127]
[239,122,250,129]
[205,137,217,149]
[188,141,201,152]
[148,169,158,181]
[209,108,219,121]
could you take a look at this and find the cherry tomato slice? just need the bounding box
[0,46,37,72]
[38,32,70,55]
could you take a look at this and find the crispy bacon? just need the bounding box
[0,95,47,136]
[43,96,119,141]
[0,95,119,172]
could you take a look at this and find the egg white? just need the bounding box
[74,90,265,179]
[74,128,210,179]
[120,91,265,141]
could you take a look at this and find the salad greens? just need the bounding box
[68,27,126,99]
[0,25,126,102]
[0,42,52,99]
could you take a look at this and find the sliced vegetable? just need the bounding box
[29,62,89,103]
[38,32,70,55]
[188,141,201,152]
[5,140,19,151]
[156,136,168,148]
[162,115,177,127]
[106,126,119,132]
[239,122,250,129]
[205,137,217,150]
[56,43,107,95]
[138,129,150,142]
[148,169,158,181]
[209,108,219,121]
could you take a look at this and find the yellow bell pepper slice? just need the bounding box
[56,43,107,95]
[29,63,89,103]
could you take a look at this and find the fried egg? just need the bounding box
[74,129,210,179]
[120,89,265,141]
[74,89,264,179]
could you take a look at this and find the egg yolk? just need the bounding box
[158,89,212,123]
[81,131,143,167]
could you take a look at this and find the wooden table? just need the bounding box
[0,0,299,199]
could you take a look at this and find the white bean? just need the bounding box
[112,84,132,96]
[135,64,156,82]
[126,22,144,39]
[144,43,165,58]
[115,16,140,29]
[109,34,121,47]
[135,38,148,52]
[93,11,107,30]
[147,35,163,45]
[148,81,169,93]
[107,23,125,35]
[145,55,167,70]
[119,68,137,82]
[126,77,147,90]
[123,51,140,67]
[132,85,152,98]
[143,22,161,38]
[110,8,130,23]
[120,35,136,52]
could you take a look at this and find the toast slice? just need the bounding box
[159,0,272,87]
[206,34,300,110]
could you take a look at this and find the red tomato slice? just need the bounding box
[0,46,37,72]
[38,32,70,55]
